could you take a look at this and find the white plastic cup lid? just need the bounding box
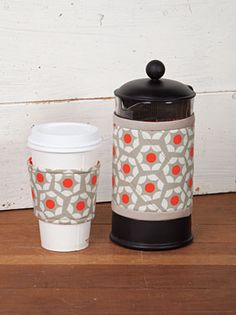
[28,122,102,153]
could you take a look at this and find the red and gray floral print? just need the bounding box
[28,159,100,224]
[112,115,194,221]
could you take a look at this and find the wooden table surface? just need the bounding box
[0,193,235,314]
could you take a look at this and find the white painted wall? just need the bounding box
[0,0,235,210]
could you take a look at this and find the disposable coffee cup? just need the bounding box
[27,122,101,252]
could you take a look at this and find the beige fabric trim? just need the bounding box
[112,202,192,221]
[113,114,195,131]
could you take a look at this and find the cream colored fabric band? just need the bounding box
[113,113,195,131]
[112,202,192,221]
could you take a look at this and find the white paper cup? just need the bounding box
[27,122,101,252]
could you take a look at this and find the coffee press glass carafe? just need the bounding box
[111,60,196,250]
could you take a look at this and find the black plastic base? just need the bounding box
[110,212,193,250]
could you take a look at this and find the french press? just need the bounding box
[111,60,196,250]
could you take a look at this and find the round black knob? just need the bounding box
[146,60,165,80]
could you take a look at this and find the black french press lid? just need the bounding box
[114,60,195,103]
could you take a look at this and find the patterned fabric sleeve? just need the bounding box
[112,115,194,221]
[28,159,100,225]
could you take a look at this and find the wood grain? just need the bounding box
[0,194,235,314]
[0,265,235,289]
[0,288,235,315]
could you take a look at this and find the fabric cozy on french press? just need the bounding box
[111,60,196,250]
